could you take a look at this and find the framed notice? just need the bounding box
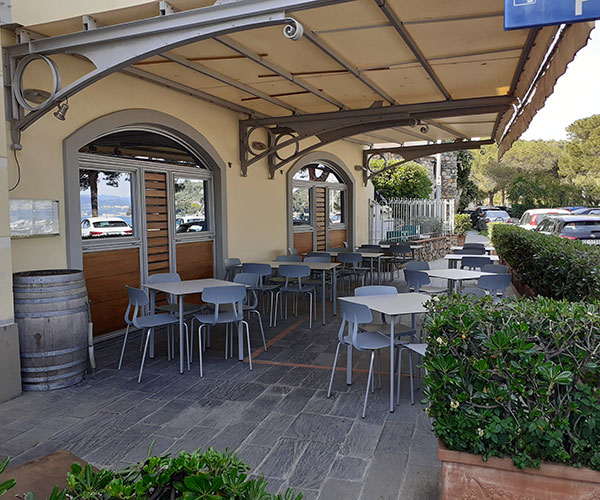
[9,199,60,238]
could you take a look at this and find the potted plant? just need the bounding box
[453,213,471,246]
[423,295,600,499]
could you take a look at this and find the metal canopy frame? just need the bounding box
[359,139,494,186]
[3,0,352,148]
[239,96,512,178]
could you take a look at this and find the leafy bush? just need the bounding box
[371,161,432,200]
[3,448,301,500]
[423,294,600,471]
[454,214,471,236]
[491,224,600,301]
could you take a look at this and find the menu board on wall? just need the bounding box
[9,199,60,238]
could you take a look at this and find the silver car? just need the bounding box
[476,210,511,231]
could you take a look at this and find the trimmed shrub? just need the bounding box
[454,214,471,236]
[491,224,600,301]
[423,294,600,471]
[2,448,301,500]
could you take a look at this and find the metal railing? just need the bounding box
[369,198,455,243]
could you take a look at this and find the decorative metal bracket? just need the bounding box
[3,0,345,149]
[239,97,512,178]
[358,139,495,186]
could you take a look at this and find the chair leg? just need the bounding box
[197,325,204,377]
[167,326,172,361]
[138,328,151,383]
[243,320,253,371]
[273,292,280,327]
[118,324,131,370]
[377,349,382,389]
[184,323,190,371]
[308,292,313,329]
[409,351,415,405]
[225,323,229,360]
[327,342,341,398]
[363,351,375,418]
[397,346,405,406]
[251,310,267,351]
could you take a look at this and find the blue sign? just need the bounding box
[505,0,600,30]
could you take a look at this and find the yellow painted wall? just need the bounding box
[6,52,372,272]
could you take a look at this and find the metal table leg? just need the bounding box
[178,296,184,374]
[389,319,395,412]
[321,270,326,325]
[378,256,382,284]
[332,268,337,315]
[346,343,353,384]
[238,321,244,360]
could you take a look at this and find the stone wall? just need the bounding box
[415,152,458,205]
[411,234,457,262]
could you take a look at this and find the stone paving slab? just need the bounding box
[0,275,443,499]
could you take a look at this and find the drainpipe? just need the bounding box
[435,153,442,200]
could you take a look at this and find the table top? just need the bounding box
[329,251,384,258]
[451,245,494,252]
[339,292,431,316]
[444,254,499,261]
[145,278,244,296]
[425,269,494,281]
[379,244,423,250]
[251,261,341,270]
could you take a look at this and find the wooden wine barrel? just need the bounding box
[13,270,89,391]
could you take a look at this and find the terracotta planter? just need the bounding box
[438,442,600,500]
[456,234,466,246]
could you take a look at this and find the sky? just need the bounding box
[521,26,600,141]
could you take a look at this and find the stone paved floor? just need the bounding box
[0,294,439,500]
[0,238,498,500]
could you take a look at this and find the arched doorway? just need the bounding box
[64,111,227,337]
[287,153,354,254]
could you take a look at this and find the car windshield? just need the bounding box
[563,220,600,229]
[486,211,508,218]
[93,220,128,228]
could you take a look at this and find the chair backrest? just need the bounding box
[463,243,486,250]
[454,248,486,255]
[125,286,149,327]
[279,264,311,289]
[482,264,508,274]
[461,256,491,270]
[146,272,181,305]
[355,285,397,296]
[337,252,362,265]
[304,256,330,263]
[338,300,374,351]
[461,287,487,298]
[224,258,241,281]
[201,285,246,322]
[288,247,298,255]
[390,244,411,255]
[234,273,259,308]
[403,269,430,292]
[241,263,273,289]
[478,274,512,296]
[277,255,302,262]
[359,245,382,253]
[307,252,331,259]
[405,261,429,271]
[342,241,349,248]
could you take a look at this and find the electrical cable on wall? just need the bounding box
[8,149,21,192]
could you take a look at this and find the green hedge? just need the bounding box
[490,224,600,301]
[0,448,301,500]
[423,295,600,471]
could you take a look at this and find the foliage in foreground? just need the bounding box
[1,448,301,500]
[423,295,600,471]
[490,224,600,301]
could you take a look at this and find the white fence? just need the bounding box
[369,198,455,244]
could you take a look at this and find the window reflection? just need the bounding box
[174,177,209,233]
[292,187,311,226]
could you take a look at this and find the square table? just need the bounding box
[145,278,245,374]
[444,254,500,269]
[338,292,430,412]
[251,261,340,325]
[425,269,494,292]
[329,251,383,284]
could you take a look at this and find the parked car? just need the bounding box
[470,206,499,228]
[560,206,586,213]
[571,207,600,216]
[176,216,203,227]
[475,209,511,231]
[535,215,600,244]
[518,208,569,230]
[176,220,207,233]
[81,216,132,238]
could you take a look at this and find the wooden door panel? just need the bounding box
[294,231,313,255]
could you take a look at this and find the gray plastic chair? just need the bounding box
[405,261,429,271]
[478,274,512,302]
[461,256,491,270]
[482,264,508,274]
[338,252,369,294]
[121,286,180,382]
[327,300,391,418]
[404,269,448,295]
[276,255,302,262]
[193,285,253,376]
[382,244,413,281]
[224,258,241,281]
[304,256,330,263]
[147,273,203,316]
[397,343,427,405]
[288,247,298,255]
[453,248,486,255]
[307,252,331,260]
[463,243,486,250]
[234,273,267,352]
[242,263,279,327]
[359,244,382,253]
[461,287,487,298]
[273,265,316,328]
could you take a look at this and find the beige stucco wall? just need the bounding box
[6,51,373,272]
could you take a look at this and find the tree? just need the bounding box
[471,144,517,205]
[560,115,600,200]
[456,150,483,211]
[371,161,432,200]
[79,170,123,217]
